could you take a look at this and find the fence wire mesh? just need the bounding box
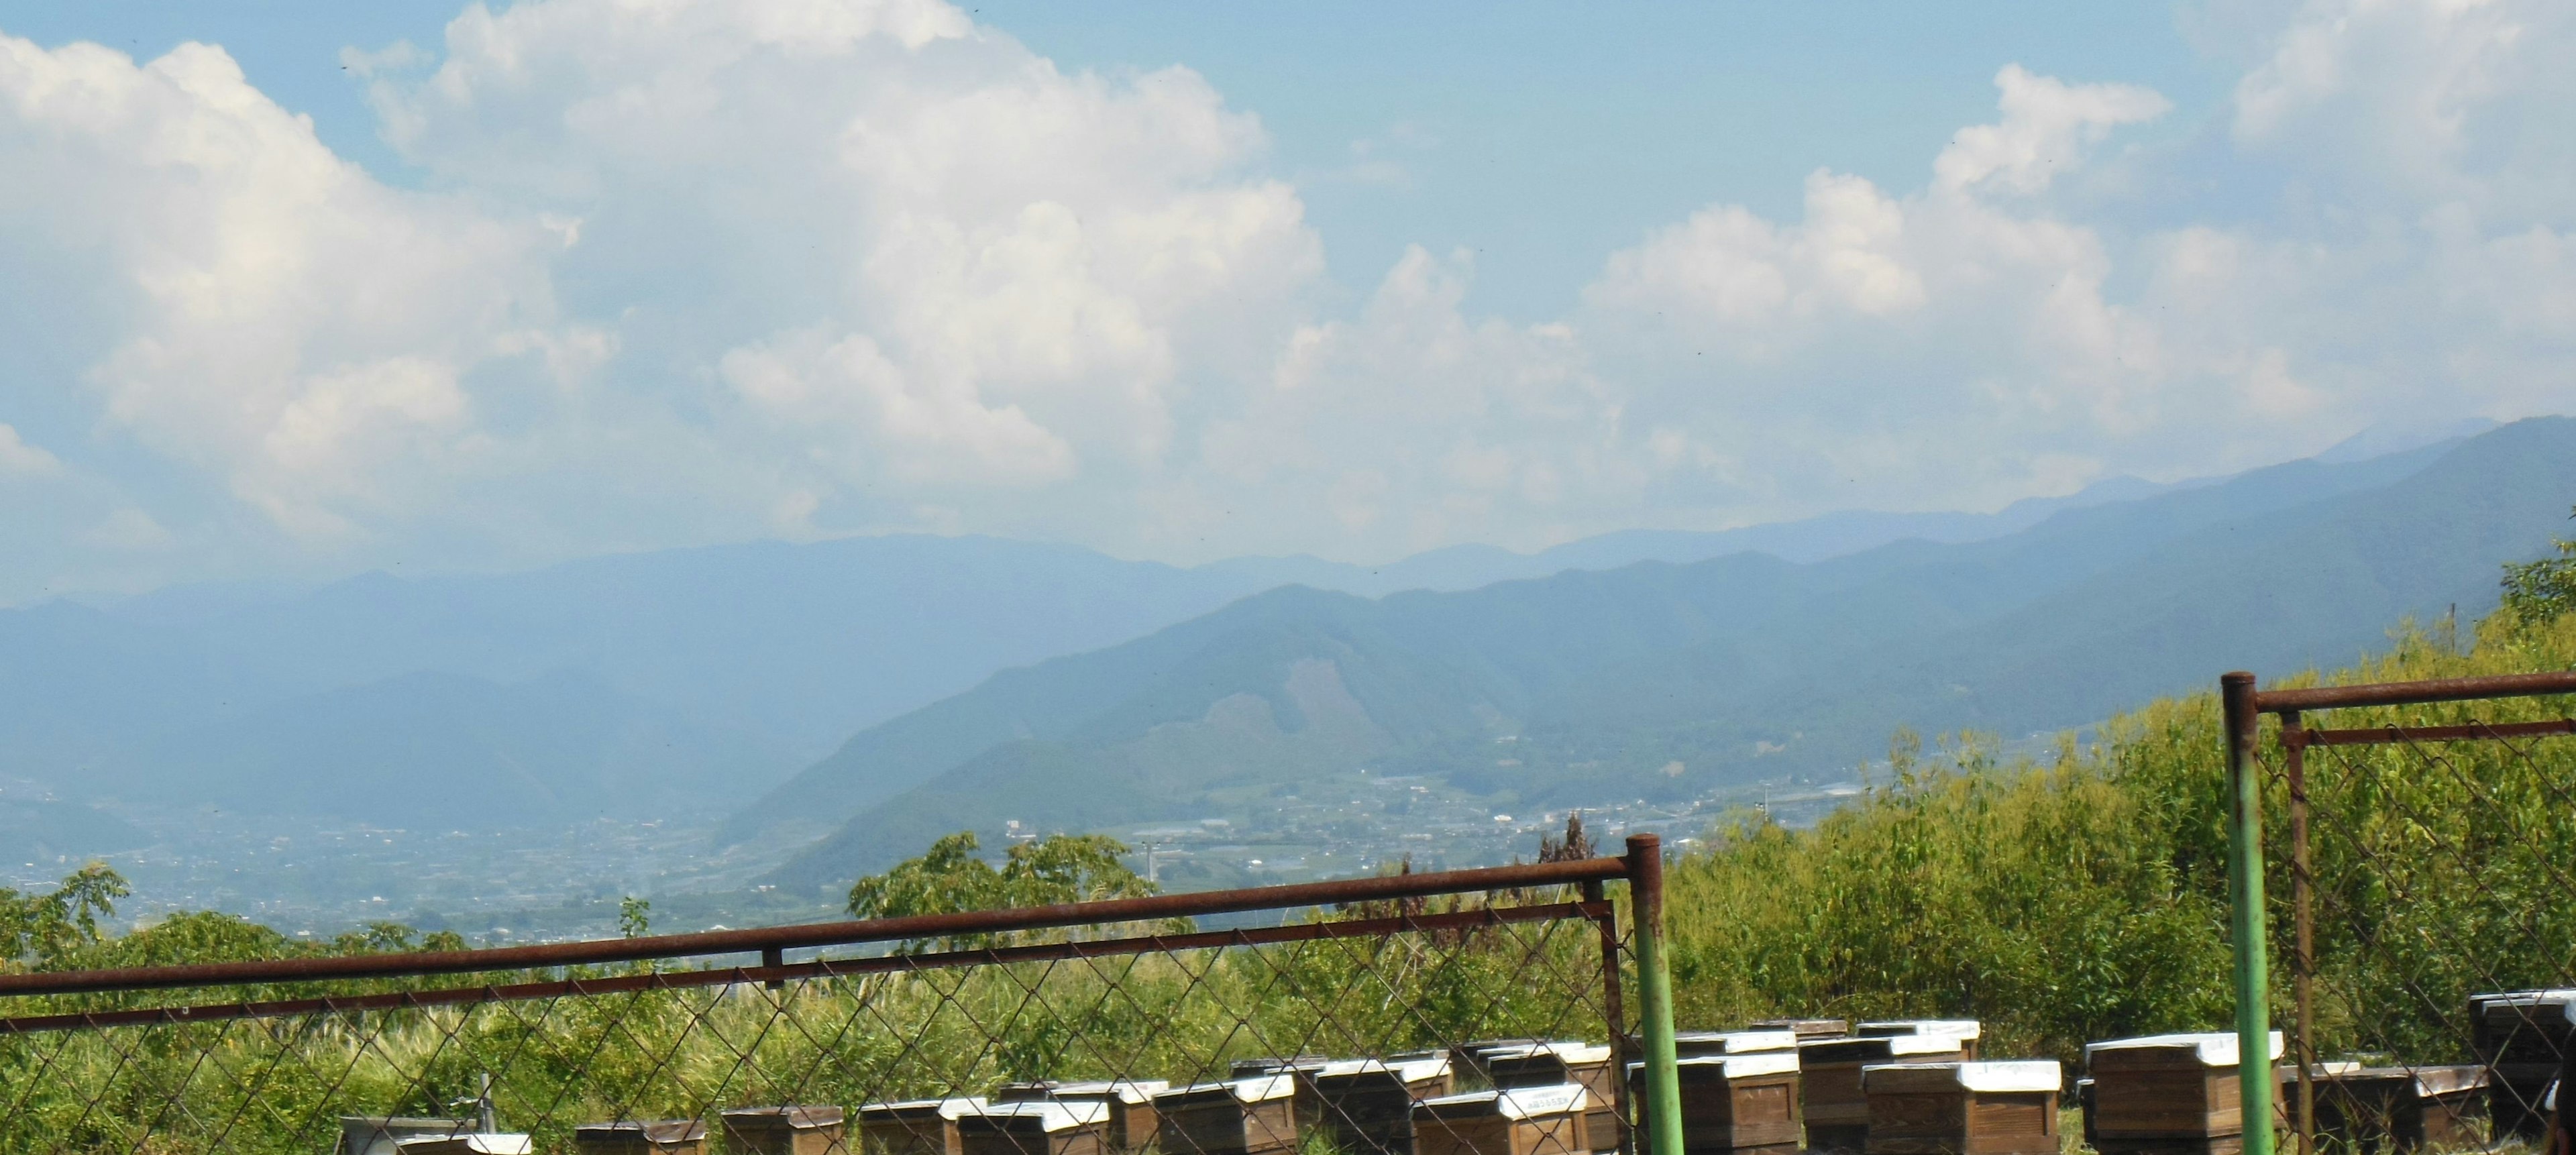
[2257,692,2576,1155]
[0,879,1635,1155]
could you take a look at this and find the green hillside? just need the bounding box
[751,419,2573,889]
[1664,606,2576,1065]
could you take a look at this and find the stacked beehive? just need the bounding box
[1798,1032,1969,1152]
[1483,1042,1620,1154]
[2084,1032,2282,1155]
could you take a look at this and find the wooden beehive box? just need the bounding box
[1858,1022,1982,1061]
[2469,989,2574,1140]
[573,1121,708,1155]
[1413,1085,1590,1155]
[1860,1060,2059,1155]
[1798,1033,1969,1152]
[998,1081,1170,1152]
[1307,1056,1457,1155]
[1483,1043,1618,1153]
[1674,1032,1799,1059]
[2296,1065,2489,1154]
[2085,1031,2283,1154]
[956,1101,1112,1155]
[723,1107,850,1155]
[859,1098,986,1155]
[1155,1075,1301,1155]
[1751,1020,1850,1041]
[1628,1050,1803,1155]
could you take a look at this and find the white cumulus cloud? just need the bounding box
[5,0,2576,598]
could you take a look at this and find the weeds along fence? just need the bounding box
[0,837,1684,1155]
[2222,670,2576,1155]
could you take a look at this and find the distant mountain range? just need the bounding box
[0,415,2536,875]
[742,419,2574,891]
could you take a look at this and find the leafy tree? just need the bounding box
[620,895,652,938]
[847,831,1169,951]
[2502,506,2576,622]
[0,863,130,969]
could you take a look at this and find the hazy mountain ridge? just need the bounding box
[0,425,2493,852]
[753,421,2563,888]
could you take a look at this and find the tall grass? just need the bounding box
[1661,611,2576,1066]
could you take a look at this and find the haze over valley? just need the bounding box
[4,418,2566,940]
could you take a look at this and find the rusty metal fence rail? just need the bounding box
[0,839,1680,1155]
[2222,671,2576,1155]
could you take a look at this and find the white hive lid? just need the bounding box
[1389,1054,1454,1083]
[1051,1080,1170,1104]
[862,1097,989,1119]
[1861,1020,1983,1041]
[1678,1052,1801,1079]
[1421,1085,1590,1120]
[1883,1034,1968,1056]
[1862,1061,2061,1093]
[2086,1032,2284,1067]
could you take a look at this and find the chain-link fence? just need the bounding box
[2227,671,2576,1155]
[0,851,1657,1155]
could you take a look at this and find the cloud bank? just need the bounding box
[2,0,2573,599]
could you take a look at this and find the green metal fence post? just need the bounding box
[2222,672,2276,1155]
[1625,833,1684,1155]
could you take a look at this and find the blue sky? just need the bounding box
[0,0,2569,602]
